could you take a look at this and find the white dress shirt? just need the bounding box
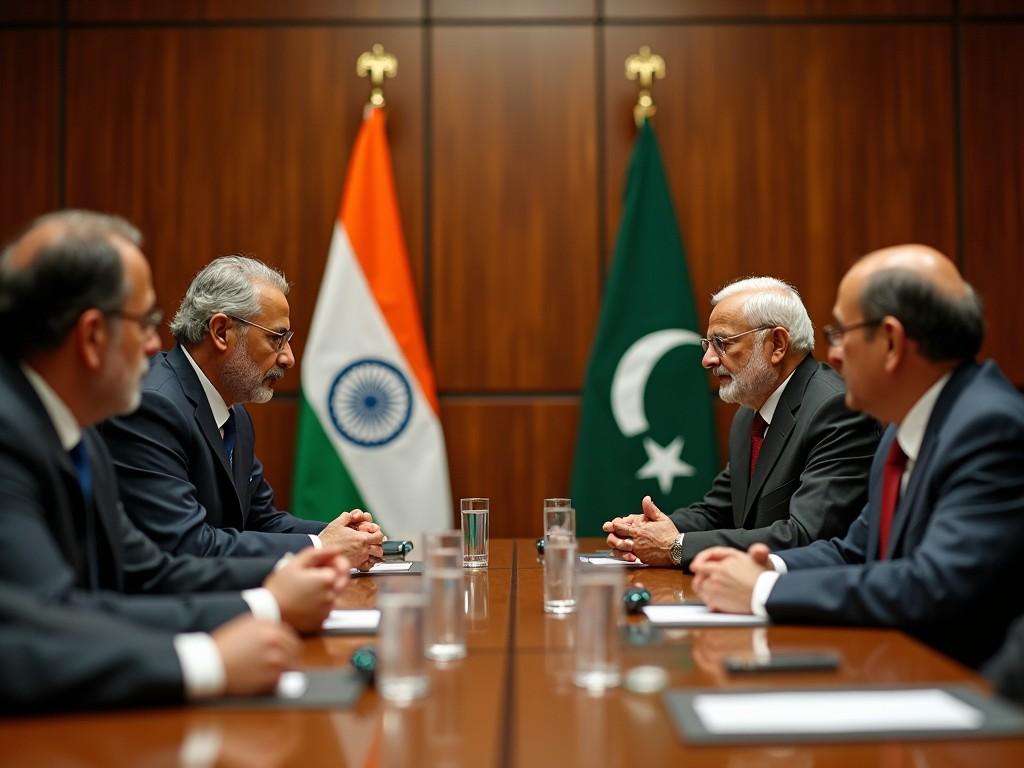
[751,373,953,617]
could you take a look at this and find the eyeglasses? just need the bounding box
[699,325,774,356]
[225,314,295,352]
[822,319,882,347]
[108,307,164,333]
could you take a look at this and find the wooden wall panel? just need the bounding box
[441,400,579,538]
[603,0,951,17]
[432,0,594,18]
[0,1,60,21]
[431,26,600,391]
[604,25,956,342]
[0,30,58,242]
[64,27,424,390]
[68,0,422,21]
[248,398,298,511]
[961,25,1024,385]
[962,1,1024,15]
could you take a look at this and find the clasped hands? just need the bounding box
[320,509,385,571]
[602,495,680,566]
[603,495,775,614]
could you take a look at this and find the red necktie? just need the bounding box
[877,439,908,559]
[749,413,768,478]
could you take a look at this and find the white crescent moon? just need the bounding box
[610,329,703,437]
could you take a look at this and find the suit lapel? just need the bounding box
[81,430,125,590]
[168,346,240,495]
[884,363,976,558]
[731,408,755,522]
[2,362,94,584]
[742,355,816,521]
[229,405,254,499]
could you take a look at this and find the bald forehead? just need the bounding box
[856,244,968,299]
[7,220,66,269]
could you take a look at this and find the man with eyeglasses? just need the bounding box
[0,211,349,707]
[604,276,880,569]
[690,245,1024,670]
[99,255,385,567]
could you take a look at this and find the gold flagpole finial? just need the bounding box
[356,43,397,109]
[625,46,665,126]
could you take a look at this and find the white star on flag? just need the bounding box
[635,436,696,494]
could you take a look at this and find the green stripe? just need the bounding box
[292,394,367,523]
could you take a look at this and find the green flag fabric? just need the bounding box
[571,119,718,535]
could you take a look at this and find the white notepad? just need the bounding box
[350,561,415,574]
[322,609,381,633]
[642,604,767,627]
[580,556,648,567]
[692,689,984,734]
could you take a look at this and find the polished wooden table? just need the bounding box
[3,539,1023,767]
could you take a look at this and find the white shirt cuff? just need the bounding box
[242,587,281,623]
[308,534,322,549]
[751,571,781,618]
[173,632,226,700]
[273,552,294,572]
[768,553,788,574]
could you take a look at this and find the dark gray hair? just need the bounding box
[170,255,289,345]
[859,268,984,362]
[0,210,141,358]
[711,276,815,353]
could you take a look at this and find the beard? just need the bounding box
[223,334,285,404]
[101,349,150,416]
[715,346,777,408]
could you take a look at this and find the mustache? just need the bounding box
[264,367,286,382]
[713,366,731,378]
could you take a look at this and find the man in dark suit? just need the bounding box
[0,211,346,704]
[691,245,1024,669]
[99,255,384,564]
[0,582,299,713]
[603,277,879,569]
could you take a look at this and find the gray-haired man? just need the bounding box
[99,255,384,566]
[604,277,880,569]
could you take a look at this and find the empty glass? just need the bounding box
[378,589,429,704]
[573,566,623,692]
[424,530,466,662]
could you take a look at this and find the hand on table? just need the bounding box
[602,496,679,565]
[690,543,773,614]
[264,546,350,632]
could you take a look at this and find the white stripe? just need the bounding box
[301,222,450,534]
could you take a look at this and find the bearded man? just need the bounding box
[603,277,879,570]
[99,256,384,565]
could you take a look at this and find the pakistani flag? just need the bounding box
[571,119,717,535]
[292,107,450,535]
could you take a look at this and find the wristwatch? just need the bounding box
[669,533,684,566]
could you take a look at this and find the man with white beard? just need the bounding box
[99,255,384,566]
[603,277,880,570]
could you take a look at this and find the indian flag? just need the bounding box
[292,107,451,535]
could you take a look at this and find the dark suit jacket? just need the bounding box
[99,345,325,558]
[985,614,1024,705]
[0,357,274,632]
[671,355,880,568]
[0,583,184,714]
[767,361,1024,669]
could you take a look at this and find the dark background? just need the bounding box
[2,0,1021,537]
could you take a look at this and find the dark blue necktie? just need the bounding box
[68,440,98,589]
[68,440,93,503]
[222,410,237,466]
